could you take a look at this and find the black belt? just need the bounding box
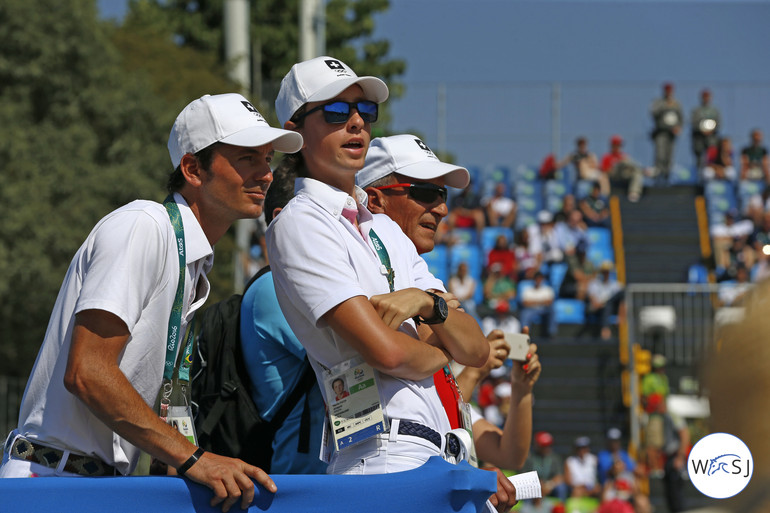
[397,421,461,458]
[9,437,118,477]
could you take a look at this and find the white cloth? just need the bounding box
[12,194,212,476]
[566,453,598,488]
[587,277,622,305]
[521,284,555,305]
[266,178,449,472]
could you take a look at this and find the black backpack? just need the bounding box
[191,265,317,472]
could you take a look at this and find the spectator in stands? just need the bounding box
[641,354,670,410]
[597,428,637,486]
[579,181,611,228]
[519,271,557,338]
[740,128,770,183]
[718,263,754,307]
[703,136,737,182]
[448,261,478,317]
[448,177,486,235]
[559,241,596,301]
[599,458,651,513]
[482,262,517,317]
[523,431,568,501]
[751,210,770,280]
[690,88,721,171]
[484,181,517,228]
[514,228,543,282]
[481,301,522,340]
[554,193,577,224]
[709,208,754,277]
[586,260,624,340]
[650,82,683,182]
[564,436,601,498]
[600,134,644,203]
[557,136,610,196]
[530,210,564,264]
[487,233,517,278]
[554,209,589,257]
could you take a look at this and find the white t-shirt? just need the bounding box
[17,194,213,475]
[267,178,449,458]
[566,453,598,488]
[522,284,555,305]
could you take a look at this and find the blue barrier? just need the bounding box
[0,456,496,513]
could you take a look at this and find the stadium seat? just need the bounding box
[553,298,586,324]
[480,226,515,258]
[687,263,709,284]
[586,227,614,267]
[548,262,569,292]
[669,164,699,186]
[484,165,513,196]
[452,227,478,246]
[422,244,449,284]
[465,165,485,194]
[449,244,484,305]
[737,179,764,212]
[515,164,538,183]
[574,179,594,200]
[514,210,537,231]
[704,181,737,215]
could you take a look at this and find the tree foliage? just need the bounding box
[0,0,402,377]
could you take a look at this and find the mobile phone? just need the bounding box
[504,333,530,361]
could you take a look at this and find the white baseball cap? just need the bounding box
[356,134,470,189]
[275,56,389,127]
[168,93,303,169]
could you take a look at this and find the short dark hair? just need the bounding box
[264,155,300,225]
[165,142,222,194]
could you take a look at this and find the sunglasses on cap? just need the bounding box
[374,182,448,204]
[296,100,378,124]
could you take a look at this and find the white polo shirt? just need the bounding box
[17,193,213,475]
[267,178,450,441]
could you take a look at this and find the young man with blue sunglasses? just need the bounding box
[267,57,489,478]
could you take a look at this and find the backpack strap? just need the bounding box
[268,357,317,443]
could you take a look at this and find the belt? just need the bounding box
[397,421,461,458]
[9,437,117,477]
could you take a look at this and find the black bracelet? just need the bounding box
[177,447,205,477]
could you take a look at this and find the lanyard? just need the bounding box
[369,229,395,292]
[163,195,195,383]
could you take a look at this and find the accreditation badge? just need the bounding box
[459,401,479,467]
[168,405,198,445]
[324,356,388,451]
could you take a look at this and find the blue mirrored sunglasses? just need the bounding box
[297,100,378,124]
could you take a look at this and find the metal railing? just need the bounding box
[625,283,722,452]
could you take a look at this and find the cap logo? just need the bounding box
[241,100,265,121]
[414,138,438,160]
[324,59,352,78]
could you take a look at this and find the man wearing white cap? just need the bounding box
[358,134,543,512]
[267,57,489,477]
[1,93,301,511]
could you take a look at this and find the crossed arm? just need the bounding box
[64,309,273,512]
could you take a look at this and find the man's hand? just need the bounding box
[484,330,510,375]
[370,288,434,329]
[184,451,276,512]
[485,467,517,513]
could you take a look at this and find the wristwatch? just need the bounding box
[413,291,449,325]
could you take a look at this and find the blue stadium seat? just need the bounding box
[554,298,586,324]
[465,165,485,194]
[517,280,535,309]
[422,244,449,284]
[687,263,708,284]
[480,227,515,258]
[548,262,569,292]
[483,165,514,196]
[587,226,611,249]
[515,164,538,183]
[449,244,485,305]
[514,210,537,231]
[452,227,478,246]
[704,181,737,211]
[669,164,699,186]
[574,179,594,200]
[586,227,613,267]
[737,180,765,212]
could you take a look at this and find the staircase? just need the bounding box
[529,325,625,456]
[616,185,703,284]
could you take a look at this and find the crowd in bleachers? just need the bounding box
[420,160,621,339]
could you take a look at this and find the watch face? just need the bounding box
[437,297,449,319]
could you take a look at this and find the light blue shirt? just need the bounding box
[240,269,327,474]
